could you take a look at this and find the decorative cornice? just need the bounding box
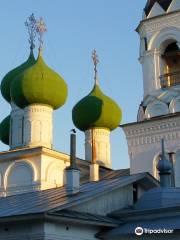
[24,104,53,113]
[137,10,180,36]
[0,147,69,163]
[123,115,180,147]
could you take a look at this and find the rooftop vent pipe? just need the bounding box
[66,129,80,194]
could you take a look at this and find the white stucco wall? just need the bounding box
[0,220,44,240]
[123,115,180,186]
[0,148,70,196]
[0,219,100,240]
[45,221,99,240]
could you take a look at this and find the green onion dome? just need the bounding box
[10,53,68,109]
[1,51,36,103]
[72,84,122,131]
[0,115,10,145]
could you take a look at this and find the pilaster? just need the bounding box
[10,102,24,149]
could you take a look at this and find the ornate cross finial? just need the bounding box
[25,13,37,51]
[92,49,99,85]
[36,17,47,53]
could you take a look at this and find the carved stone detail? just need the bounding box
[123,115,180,151]
[139,11,180,37]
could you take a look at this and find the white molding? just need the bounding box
[138,11,180,37]
[149,26,180,50]
[145,100,169,119]
[123,115,180,180]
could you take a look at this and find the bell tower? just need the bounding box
[139,0,180,99]
[122,0,180,186]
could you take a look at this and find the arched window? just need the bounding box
[145,100,169,118]
[160,42,180,88]
[6,162,34,188]
[46,162,65,187]
[169,96,180,113]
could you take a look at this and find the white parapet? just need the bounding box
[23,104,53,148]
[85,128,111,168]
[10,102,24,149]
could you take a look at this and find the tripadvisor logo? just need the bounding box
[135,227,143,236]
[135,227,174,235]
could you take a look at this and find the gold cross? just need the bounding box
[36,17,47,52]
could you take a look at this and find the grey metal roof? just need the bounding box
[0,172,156,219]
[99,215,180,238]
[80,166,130,183]
[135,187,180,210]
[100,169,130,180]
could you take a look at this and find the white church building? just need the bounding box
[0,1,180,239]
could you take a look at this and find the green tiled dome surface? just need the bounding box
[0,115,10,145]
[1,52,35,103]
[11,55,68,109]
[72,84,122,131]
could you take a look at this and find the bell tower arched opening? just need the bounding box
[160,42,180,88]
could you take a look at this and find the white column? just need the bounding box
[85,128,111,168]
[154,49,162,89]
[23,104,53,148]
[140,49,162,97]
[10,102,24,149]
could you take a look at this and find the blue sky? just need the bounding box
[0,0,146,169]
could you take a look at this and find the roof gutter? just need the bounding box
[0,212,119,228]
[46,213,119,227]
